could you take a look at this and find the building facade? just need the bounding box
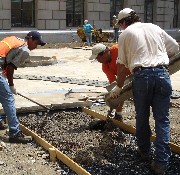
[0,0,179,30]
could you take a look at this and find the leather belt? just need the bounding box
[133,65,168,73]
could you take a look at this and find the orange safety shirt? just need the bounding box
[102,44,131,83]
[0,36,26,58]
[102,44,118,83]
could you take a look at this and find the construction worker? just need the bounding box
[0,31,46,143]
[112,15,119,43]
[109,8,179,175]
[83,20,94,47]
[89,43,130,120]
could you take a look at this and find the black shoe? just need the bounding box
[114,113,123,121]
[9,131,32,144]
[151,160,166,175]
[0,122,8,130]
[137,148,150,161]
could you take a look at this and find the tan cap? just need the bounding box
[89,44,106,60]
[118,8,134,21]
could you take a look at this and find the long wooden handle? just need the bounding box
[17,92,51,111]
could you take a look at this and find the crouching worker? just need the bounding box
[89,43,130,120]
[0,31,46,143]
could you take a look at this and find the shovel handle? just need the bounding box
[17,92,51,111]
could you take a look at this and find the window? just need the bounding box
[110,0,124,26]
[173,0,179,27]
[144,0,154,23]
[66,0,84,27]
[11,0,35,27]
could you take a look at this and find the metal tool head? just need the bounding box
[104,93,120,109]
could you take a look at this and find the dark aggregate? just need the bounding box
[19,108,180,175]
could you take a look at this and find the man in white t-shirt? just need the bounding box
[109,8,179,175]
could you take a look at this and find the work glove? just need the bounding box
[10,86,17,95]
[105,81,117,92]
[109,85,122,98]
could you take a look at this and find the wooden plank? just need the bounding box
[83,108,180,154]
[105,52,180,109]
[20,124,54,151]
[20,124,91,175]
[56,150,91,175]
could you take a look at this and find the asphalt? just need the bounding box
[0,47,179,113]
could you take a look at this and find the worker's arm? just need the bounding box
[116,63,128,88]
[6,64,15,86]
[6,64,17,94]
[109,63,128,98]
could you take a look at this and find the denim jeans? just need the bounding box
[114,28,119,42]
[0,67,20,136]
[132,67,172,168]
[85,33,92,46]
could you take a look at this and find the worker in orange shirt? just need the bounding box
[89,43,130,120]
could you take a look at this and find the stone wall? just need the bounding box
[0,0,11,30]
[36,0,66,30]
[86,0,110,29]
[0,0,179,30]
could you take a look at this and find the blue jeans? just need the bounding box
[0,67,20,136]
[114,28,119,42]
[132,67,171,168]
[85,33,92,46]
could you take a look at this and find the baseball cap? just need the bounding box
[113,15,116,18]
[89,43,106,60]
[27,31,46,46]
[84,20,88,24]
[118,8,134,21]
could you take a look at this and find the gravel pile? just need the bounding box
[19,108,180,175]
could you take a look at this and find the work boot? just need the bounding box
[0,121,8,130]
[151,160,166,175]
[137,148,150,161]
[114,113,123,121]
[9,131,32,144]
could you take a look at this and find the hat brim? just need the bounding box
[89,54,97,60]
[39,39,46,46]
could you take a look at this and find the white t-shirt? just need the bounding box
[117,22,179,72]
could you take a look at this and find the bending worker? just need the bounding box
[0,31,46,143]
[109,8,179,175]
[89,43,130,120]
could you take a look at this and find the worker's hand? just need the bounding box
[106,81,117,92]
[109,85,122,98]
[10,86,17,95]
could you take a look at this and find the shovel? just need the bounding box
[17,92,51,111]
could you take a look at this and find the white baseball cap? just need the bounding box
[113,15,116,18]
[89,44,106,60]
[84,20,88,24]
[118,8,134,21]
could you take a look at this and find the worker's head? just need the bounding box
[89,43,111,63]
[25,31,46,50]
[113,15,116,18]
[118,8,141,29]
[84,20,88,24]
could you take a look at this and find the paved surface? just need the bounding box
[0,47,179,113]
